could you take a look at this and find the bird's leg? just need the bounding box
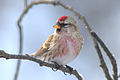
[65,65,73,74]
[51,61,61,71]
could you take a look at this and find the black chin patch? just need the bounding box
[57,29,61,32]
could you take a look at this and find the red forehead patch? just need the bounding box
[58,16,67,21]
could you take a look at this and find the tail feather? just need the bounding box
[29,52,37,57]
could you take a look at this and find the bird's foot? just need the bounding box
[65,65,73,74]
[51,61,60,71]
[63,65,73,75]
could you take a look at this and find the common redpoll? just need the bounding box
[31,16,84,65]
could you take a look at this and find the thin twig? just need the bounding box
[14,14,23,80]
[78,10,118,80]
[91,32,118,80]
[93,39,112,80]
[24,0,27,8]
[16,0,118,80]
[80,17,113,80]
[79,17,114,80]
[0,50,83,80]
[14,0,28,80]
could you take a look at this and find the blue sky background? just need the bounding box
[0,0,120,80]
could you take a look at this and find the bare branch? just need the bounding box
[91,32,118,80]
[78,9,118,80]
[24,0,27,8]
[79,17,114,80]
[14,12,23,80]
[0,50,83,80]
[14,0,28,80]
[93,39,112,80]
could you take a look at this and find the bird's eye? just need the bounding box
[60,23,69,27]
[57,22,69,27]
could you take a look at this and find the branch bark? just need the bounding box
[0,50,83,80]
[14,0,27,80]
[91,32,118,80]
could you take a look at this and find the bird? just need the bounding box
[31,16,84,66]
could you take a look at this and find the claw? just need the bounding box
[52,68,58,71]
[51,61,60,71]
[65,65,73,74]
[64,72,67,75]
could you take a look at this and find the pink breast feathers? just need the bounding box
[65,36,81,56]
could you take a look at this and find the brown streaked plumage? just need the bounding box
[31,16,84,65]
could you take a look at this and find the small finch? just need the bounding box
[31,16,83,65]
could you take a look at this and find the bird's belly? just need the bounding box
[53,51,76,65]
[52,40,76,65]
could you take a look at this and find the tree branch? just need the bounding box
[91,32,118,80]
[93,39,112,80]
[24,0,27,8]
[14,0,27,80]
[0,50,83,80]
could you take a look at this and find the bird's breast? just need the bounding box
[52,35,81,65]
[59,35,82,56]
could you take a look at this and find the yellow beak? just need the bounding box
[53,25,61,29]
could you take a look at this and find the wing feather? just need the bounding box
[32,34,54,57]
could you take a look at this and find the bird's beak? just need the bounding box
[53,25,61,29]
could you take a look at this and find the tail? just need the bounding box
[28,52,42,60]
[29,52,36,57]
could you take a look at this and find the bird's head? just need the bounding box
[53,16,80,35]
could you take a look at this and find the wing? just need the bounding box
[31,34,54,57]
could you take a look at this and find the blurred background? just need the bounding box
[0,0,120,80]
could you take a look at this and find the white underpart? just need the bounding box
[52,40,76,65]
